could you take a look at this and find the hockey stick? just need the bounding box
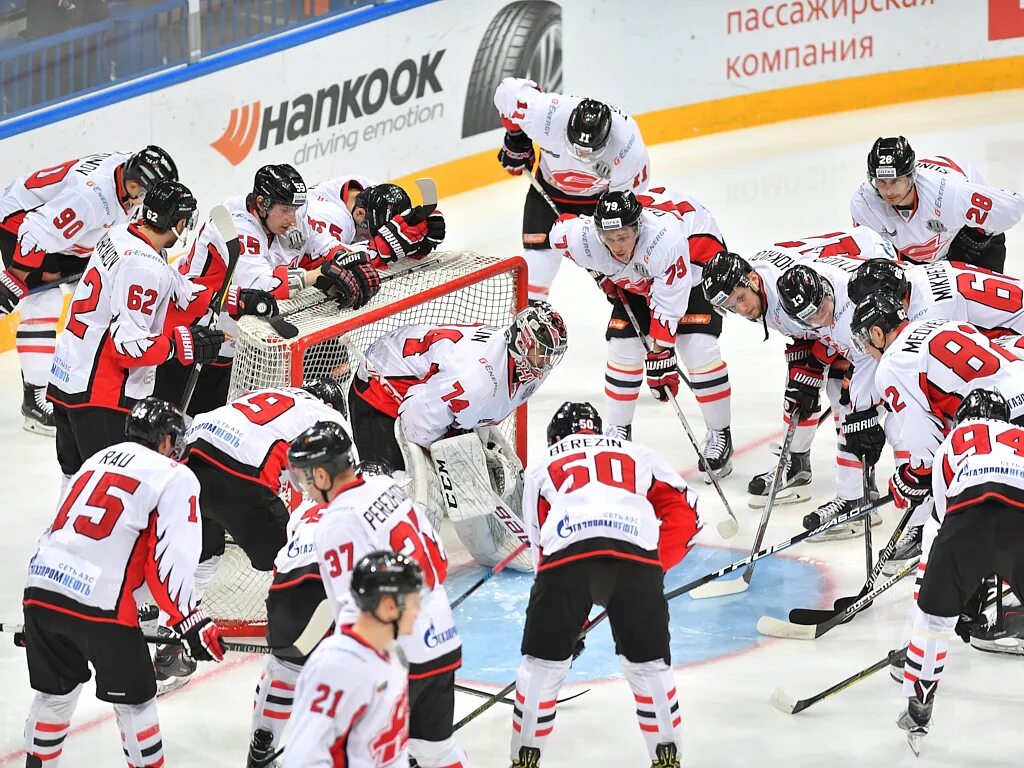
[269,178,439,341]
[3,622,271,656]
[689,410,800,599]
[755,555,918,640]
[453,494,893,731]
[862,464,875,581]
[181,205,240,413]
[454,682,589,706]
[770,646,907,715]
[618,299,739,540]
[26,271,84,295]
[449,542,529,610]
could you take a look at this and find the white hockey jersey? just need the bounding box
[550,209,696,345]
[170,195,346,357]
[273,501,328,588]
[313,475,460,673]
[635,185,728,278]
[494,77,650,198]
[851,156,1024,263]
[522,434,701,571]
[876,319,1024,469]
[186,387,353,494]
[905,260,1024,334]
[309,173,376,244]
[354,323,547,448]
[283,627,409,768]
[24,440,202,628]
[0,153,134,270]
[933,418,1024,519]
[47,223,201,410]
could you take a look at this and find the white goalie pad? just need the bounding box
[395,418,446,532]
[430,433,533,572]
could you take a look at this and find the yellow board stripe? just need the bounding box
[4,55,1022,353]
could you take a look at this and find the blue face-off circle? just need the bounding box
[448,545,826,684]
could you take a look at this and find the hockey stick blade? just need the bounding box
[415,177,438,213]
[771,647,905,716]
[292,599,333,656]
[716,517,740,539]
[769,686,803,715]
[689,576,750,599]
[270,314,301,340]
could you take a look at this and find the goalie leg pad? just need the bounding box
[431,433,532,572]
[251,654,302,746]
[397,417,445,532]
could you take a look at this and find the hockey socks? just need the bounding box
[510,656,569,759]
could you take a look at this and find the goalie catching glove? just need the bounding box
[371,207,446,262]
[890,463,931,512]
[169,324,224,365]
[174,609,224,662]
[314,249,381,310]
[224,286,278,318]
[646,346,680,401]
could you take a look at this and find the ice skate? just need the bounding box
[699,427,732,482]
[747,446,812,508]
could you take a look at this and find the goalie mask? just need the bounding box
[506,302,568,383]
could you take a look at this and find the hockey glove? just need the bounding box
[784,339,815,366]
[646,347,680,402]
[224,286,278,319]
[370,206,437,263]
[889,463,932,512]
[590,270,624,304]
[949,225,994,260]
[170,324,225,366]
[842,408,886,465]
[784,362,824,419]
[0,269,27,316]
[498,130,535,176]
[315,250,382,310]
[176,609,224,663]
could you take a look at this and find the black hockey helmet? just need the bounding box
[506,301,568,383]
[356,458,395,477]
[141,180,198,238]
[125,397,187,460]
[567,98,613,160]
[350,550,424,621]
[546,401,603,446]
[355,183,412,235]
[124,145,178,192]
[302,377,348,417]
[777,265,834,327]
[851,292,908,355]
[286,420,354,495]
[702,251,754,311]
[955,389,1010,425]
[848,258,908,304]
[594,191,643,232]
[252,164,307,213]
[867,136,916,182]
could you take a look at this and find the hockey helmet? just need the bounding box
[124,145,178,193]
[850,293,907,355]
[702,251,755,313]
[252,164,307,213]
[350,550,424,626]
[546,401,603,446]
[867,136,916,183]
[125,397,187,460]
[594,191,643,232]
[355,184,412,236]
[286,420,354,497]
[356,458,395,477]
[777,265,834,328]
[566,98,613,160]
[506,301,568,383]
[955,389,1010,425]
[302,377,348,418]
[848,258,908,304]
[141,180,198,243]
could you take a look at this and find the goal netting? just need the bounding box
[202,251,527,636]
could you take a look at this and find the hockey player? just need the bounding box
[549,189,733,477]
[308,172,375,244]
[851,136,1023,269]
[287,421,469,768]
[21,397,224,768]
[0,146,178,434]
[44,180,226,485]
[493,77,650,300]
[153,164,383,415]
[894,390,1024,756]
[283,550,421,768]
[511,402,701,768]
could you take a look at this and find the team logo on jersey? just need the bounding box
[926,219,947,233]
[371,693,410,764]
[423,620,459,648]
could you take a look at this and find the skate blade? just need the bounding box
[747,489,810,509]
[156,675,193,696]
[22,417,55,437]
[907,732,923,757]
[702,462,733,484]
[969,638,1024,656]
[807,514,883,543]
[880,558,917,578]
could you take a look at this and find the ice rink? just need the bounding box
[1,88,1023,766]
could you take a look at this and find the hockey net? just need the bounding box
[202,251,527,636]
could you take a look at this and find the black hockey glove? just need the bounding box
[949,225,994,260]
[889,463,931,513]
[498,130,535,176]
[371,206,436,263]
[224,286,278,319]
[0,269,27,316]
[842,408,885,465]
[176,609,225,662]
[315,249,382,310]
[170,324,225,366]
[784,361,824,420]
[417,210,446,255]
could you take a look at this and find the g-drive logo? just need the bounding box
[212,51,445,166]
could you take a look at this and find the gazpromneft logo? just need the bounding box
[211,52,445,166]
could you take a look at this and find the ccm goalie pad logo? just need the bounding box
[435,458,529,546]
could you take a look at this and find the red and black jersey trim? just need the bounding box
[47,328,137,411]
[270,562,322,591]
[408,646,462,680]
[185,439,282,491]
[537,537,661,572]
[947,481,1024,515]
